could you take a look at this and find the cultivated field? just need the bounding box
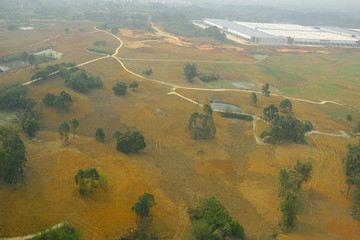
[0,20,360,240]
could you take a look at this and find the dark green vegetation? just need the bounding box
[261,104,313,144]
[188,197,245,240]
[17,100,41,138]
[127,193,157,240]
[87,47,113,55]
[31,62,76,81]
[58,121,70,146]
[129,81,139,91]
[70,118,79,139]
[184,63,198,83]
[278,161,313,231]
[261,115,312,144]
[251,92,257,105]
[64,71,103,93]
[0,126,27,186]
[95,128,105,142]
[0,85,32,110]
[43,91,73,112]
[32,221,81,240]
[344,140,360,219]
[112,81,127,95]
[262,83,270,96]
[219,112,253,121]
[279,99,292,112]
[114,130,146,154]
[198,73,219,83]
[75,168,102,196]
[93,40,106,46]
[188,104,216,139]
[0,85,41,137]
[346,114,352,122]
[142,69,152,76]
[262,104,279,122]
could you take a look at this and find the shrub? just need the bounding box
[112,81,127,95]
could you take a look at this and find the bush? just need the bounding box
[142,69,152,76]
[95,128,105,141]
[112,81,127,95]
[115,130,146,154]
[87,47,113,55]
[93,40,106,46]
[198,73,219,82]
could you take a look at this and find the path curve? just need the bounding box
[0,222,64,240]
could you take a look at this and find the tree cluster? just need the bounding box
[43,91,73,112]
[189,197,245,240]
[17,100,41,138]
[0,126,27,186]
[113,130,146,154]
[278,161,312,231]
[74,168,104,196]
[261,104,313,144]
[64,70,102,93]
[31,62,76,81]
[0,85,31,110]
[344,140,360,219]
[188,104,216,140]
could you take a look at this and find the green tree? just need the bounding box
[184,63,198,82]
[28,54,36,68]
[95,128,105,142]
[279,98,292,112]
[116,130,146,154]
[294,160,313,182]
[42,93,56,107]
[129,81,139,91]
[280,190,300,231]
[23,117,40,138]
[251,92,257,104]
[112,81,127,95]
[70,118,79,138]
[65,27,69,33]
[0,127,27,185]
[58,121,70,145]
[263,104,279,122]
[262,83,270,96]
[74,168,101,195]
[347,114,352,122]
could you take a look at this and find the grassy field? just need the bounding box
[0,21,360,240]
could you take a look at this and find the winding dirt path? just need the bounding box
[0,222,65,240]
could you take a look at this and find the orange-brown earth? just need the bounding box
[0,21,360,240]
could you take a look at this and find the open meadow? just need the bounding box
[0,20,360,240]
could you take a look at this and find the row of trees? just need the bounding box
[344,140,360,219]
[31,62,76,81]
[188,104,216,140]
[43,91,73,112]
[278,161,313,231]
[112,81,139,95]
[0,126,27,186]
[188,197,245,239]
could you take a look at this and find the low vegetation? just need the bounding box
[188,197,245,239]
[93,40,106,46]
[198,73,219,82]
[32,221,81,240]
[87,47,113,55]
[278,161,313,231]
[0,126,27,186]
[142,69,152,76]
[344,140,360,219]
[188,104,216,139]
[114,130,146,154]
